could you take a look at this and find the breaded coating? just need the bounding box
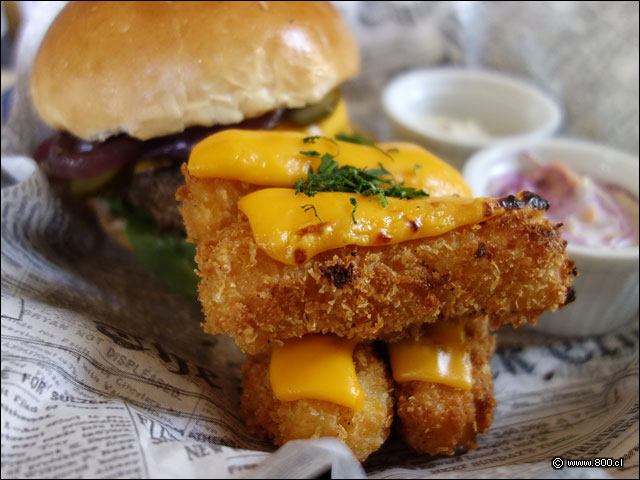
[241,343,394,462]
[395,316,496,456]
[177,170,575,355]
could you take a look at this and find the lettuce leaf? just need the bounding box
[107,198,198,298]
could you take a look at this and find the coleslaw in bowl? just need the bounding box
[463,138,639,336]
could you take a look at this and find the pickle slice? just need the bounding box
[284,88,341,126]
[68,167,121,198]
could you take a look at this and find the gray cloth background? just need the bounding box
[335,1,639,156]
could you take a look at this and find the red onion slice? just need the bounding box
[34,109,284,179]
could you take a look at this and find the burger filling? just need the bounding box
[33,90,350,297]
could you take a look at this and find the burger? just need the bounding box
[30,1,359,296]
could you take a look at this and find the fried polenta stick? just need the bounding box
[177,170,575,355]
[393,316,496,456]
[241,343,394,462]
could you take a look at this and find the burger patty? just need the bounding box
[124,163,186,233]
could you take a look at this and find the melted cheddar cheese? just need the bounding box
[188,130,470,197]
[238,189,501,265]
[188,130,481,263]
[270,334,363,411]
[187,130,496,264]
[388,322,472,390]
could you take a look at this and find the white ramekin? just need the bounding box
[382,67,562,171]
[463,138,639,337]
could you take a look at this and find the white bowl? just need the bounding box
[463,138,639,337]
[382,67,562,171]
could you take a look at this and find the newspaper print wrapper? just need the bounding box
[1,2,638,478]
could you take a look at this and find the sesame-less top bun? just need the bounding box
[30,1,359,142]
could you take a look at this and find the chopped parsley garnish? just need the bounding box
[301,204,323,225]
[300,150,321,157]
[294,136,429,211]
[349,197,358,224]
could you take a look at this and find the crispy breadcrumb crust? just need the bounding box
[395,316,496,456]
[241,343,394,462]
[177,167,576,355]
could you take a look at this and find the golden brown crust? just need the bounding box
[395,316,496,456]
[31,1,359,141]
[241,343,394,462]
[177,171,576,355]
